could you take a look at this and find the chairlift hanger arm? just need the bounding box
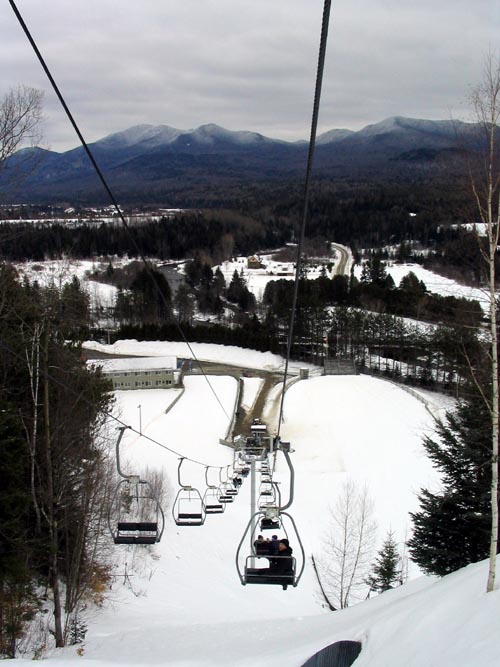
[273,481,282,508]
[205,466,215,488]
[115,425,132,479]
[177,457,190,489]
[273,439,295,511]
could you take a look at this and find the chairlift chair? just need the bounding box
[217,468,235,503]
[218,489,234,503]
[259,481,274,497]
[258,496,276,512]
[235,510,304,590]
[260,504,282,531]
[110,476,165,545]
[108,428,165,545]
[172,458,206,526]
[243,554,297,590]
[260,516,281,531]
[203,467,225,514]
[236,442,304,589]
[258,482,281,520]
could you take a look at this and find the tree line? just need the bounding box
[95,255,483,396]
[0,265,113,656]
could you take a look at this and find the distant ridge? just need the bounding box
[4,116,475,203]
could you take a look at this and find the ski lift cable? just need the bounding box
[8,0,230,425]
[276,0,332,439]
[8,0,330,466]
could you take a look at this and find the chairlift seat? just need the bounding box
[114,521,159,545]
[176,512,204,526]
[117,521,158,531]
[218,495,234,503]
[205,503,224,514]
[244,568,295,590]
[260,518,281,530]
[114,534,157,545]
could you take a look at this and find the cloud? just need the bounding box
[1,0,497,151]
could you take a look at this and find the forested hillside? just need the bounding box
[0,266,113,654]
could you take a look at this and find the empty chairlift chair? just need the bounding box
[203,467,225,515]
[260,484,282,531]
[172,458,206,526]
[258,481,277,511]
[218,483,235,503]
[109,427,165,545]
[217,468,235,503]
[258,481,274,498]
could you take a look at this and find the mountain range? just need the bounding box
[4,116,473,204]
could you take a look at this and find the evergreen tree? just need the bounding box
[174,283,195,324]
[408,394,494,576]
[367,531,401,593]
[227,270,256,311]
[130,266,171,322]
[213,267,226,297]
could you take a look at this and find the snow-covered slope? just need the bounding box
[94,124,183,148]
[16,341,498,667]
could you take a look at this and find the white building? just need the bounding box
[92,356,179,390]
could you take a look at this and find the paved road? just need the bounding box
[185,360,284,435]
[331,243,350,276]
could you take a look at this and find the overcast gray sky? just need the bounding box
[2,0,498,152]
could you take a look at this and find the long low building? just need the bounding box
[91,356,180,390]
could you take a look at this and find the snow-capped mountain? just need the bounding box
[4,117,475,202]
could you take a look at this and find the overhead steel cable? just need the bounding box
[8,0,230,423]
[276,0,332,438]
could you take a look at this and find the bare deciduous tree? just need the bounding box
[316,480,377,609]
[467,51,500,593]
[0,85,44,166]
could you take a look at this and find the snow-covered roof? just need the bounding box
[90,355,177,372]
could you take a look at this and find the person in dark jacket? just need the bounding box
[270,539,293,576]
[253,534,269,556]
[268,534,280,563]
[246,539,294,589]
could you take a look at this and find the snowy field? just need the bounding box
[354,261,489,310]
[13,256,489,317]
[13,340,500,666]
[215,253,338,301]
[13,258,119,311]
